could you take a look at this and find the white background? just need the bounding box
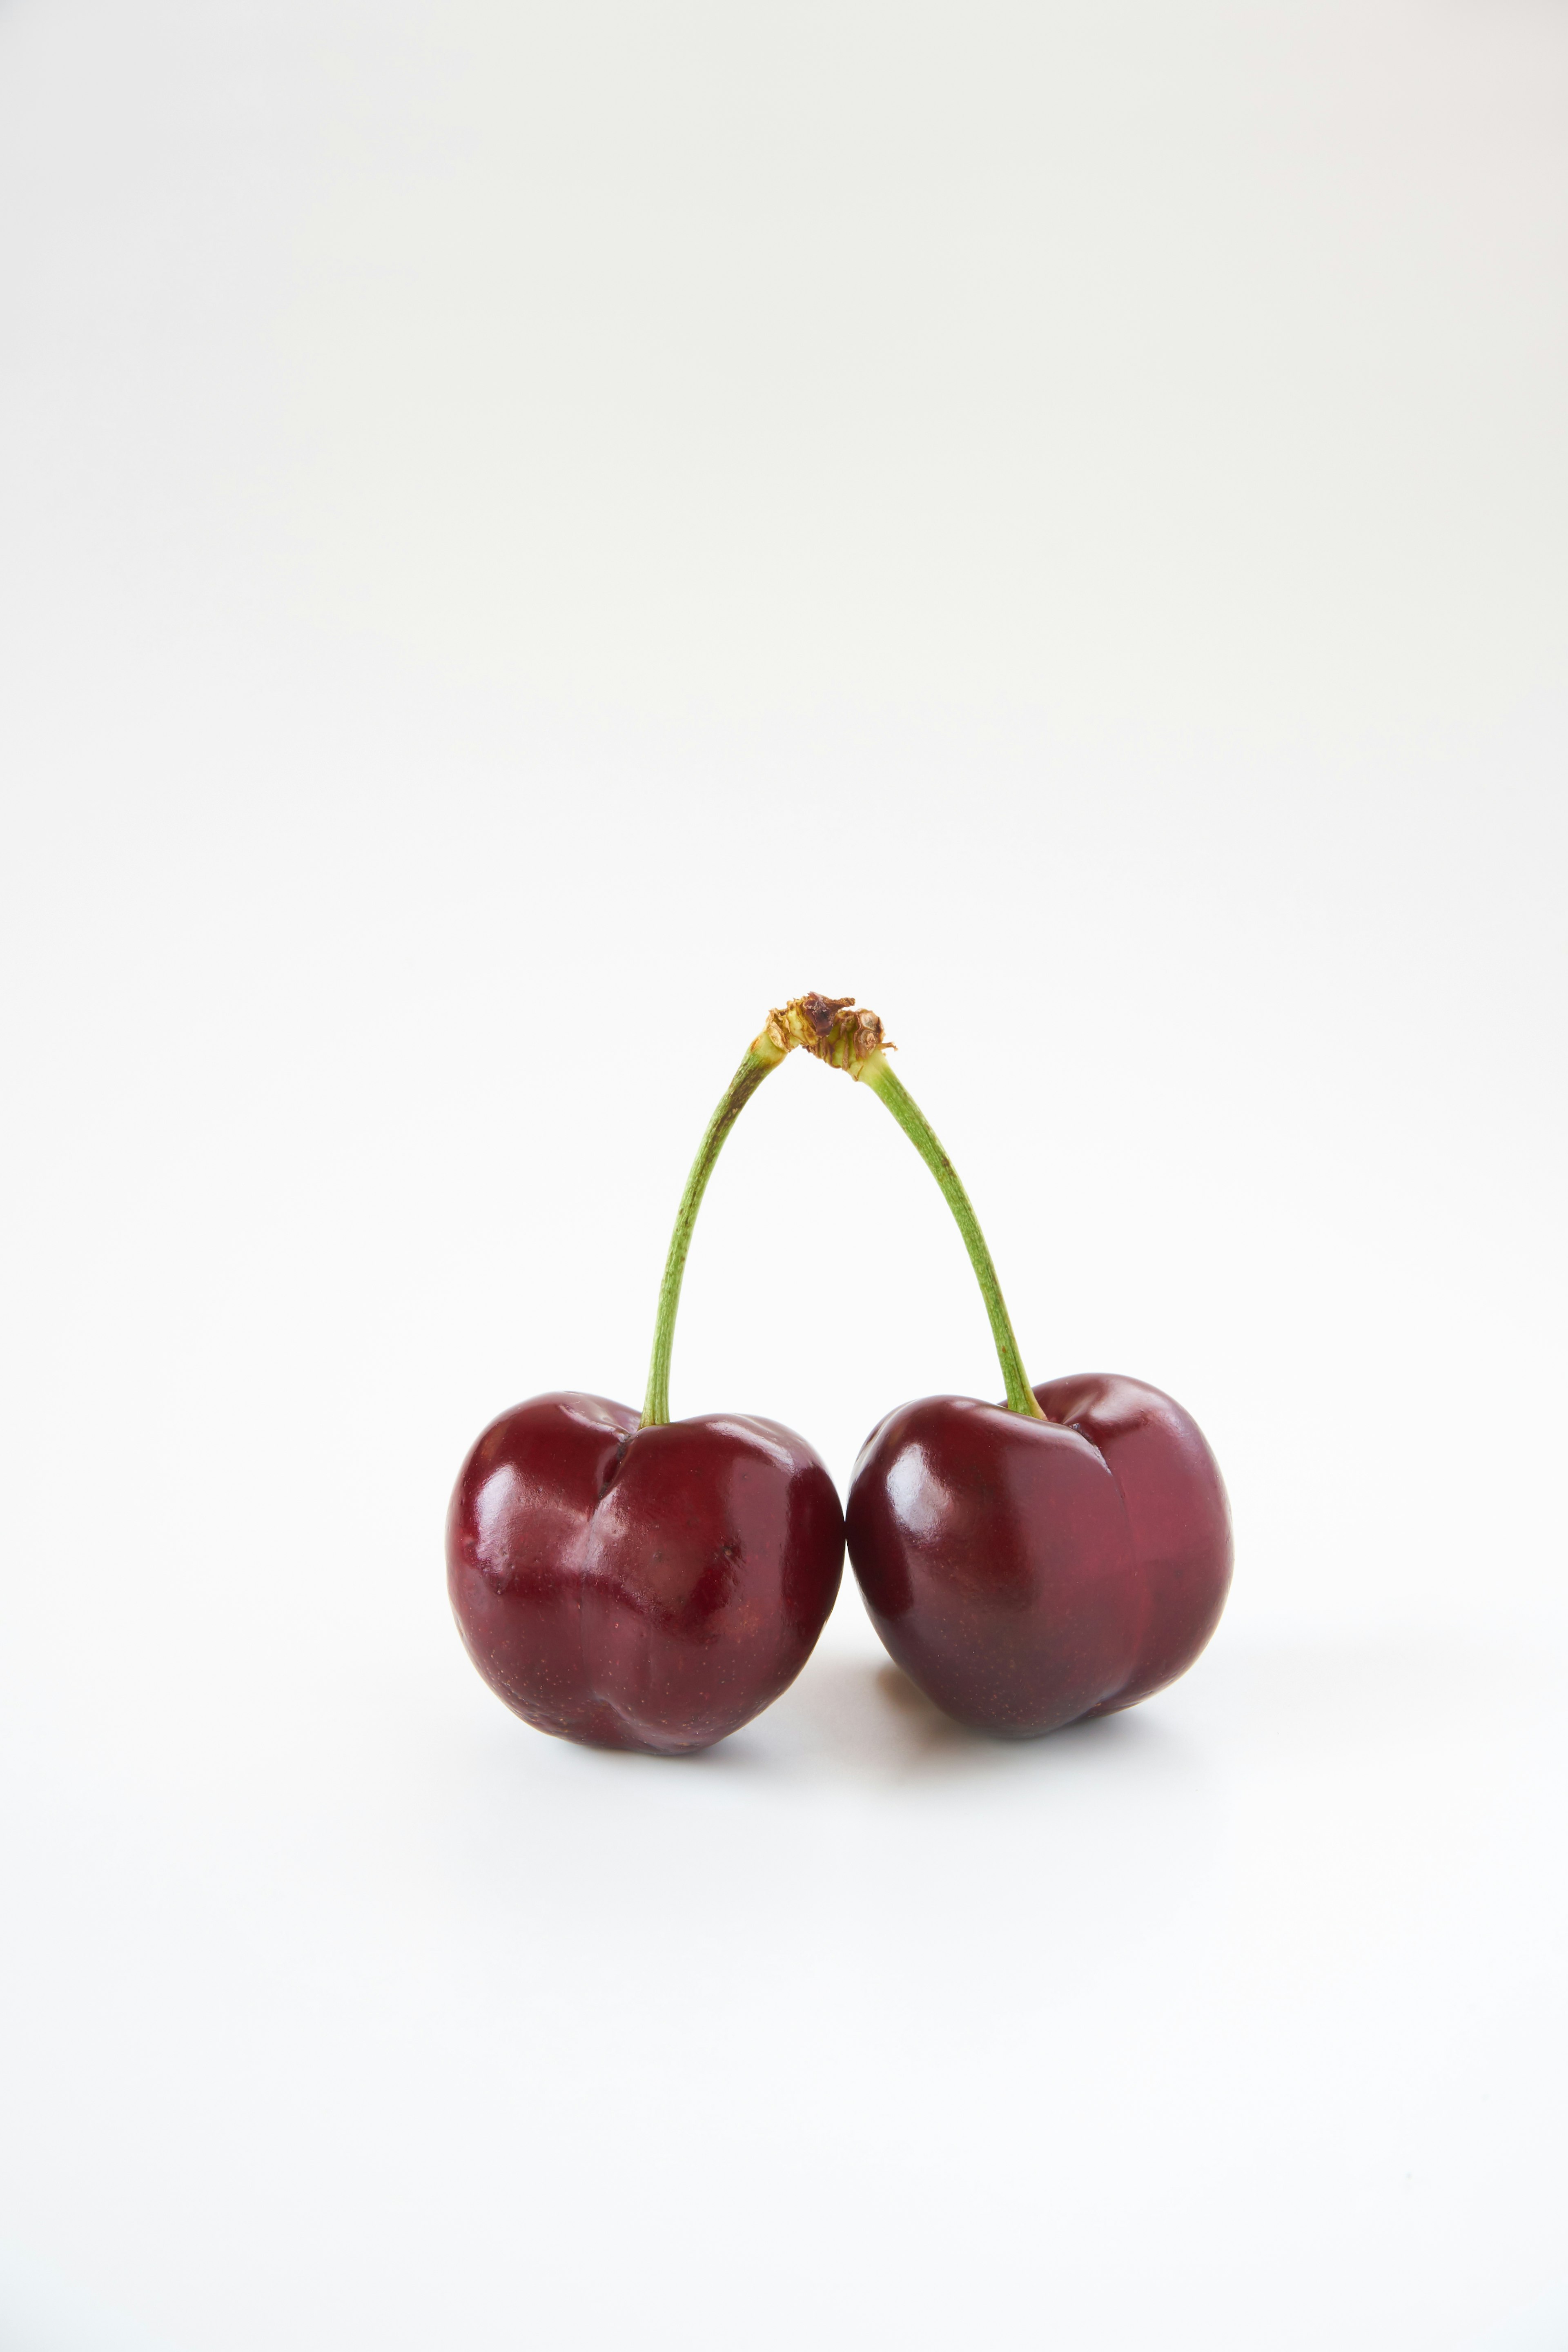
[2,1,1566,2346]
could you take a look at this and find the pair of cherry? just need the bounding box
[448,997,1232,1756]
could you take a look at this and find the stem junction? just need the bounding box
[639,992,1041,1425]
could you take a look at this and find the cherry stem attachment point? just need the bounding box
[639,991,1040,1427]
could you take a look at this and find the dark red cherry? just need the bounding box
[448,1392,845,1755]
[845,1373,1231,1737]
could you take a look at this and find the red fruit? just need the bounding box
[448,1392,844,1755]
[845,1374,1232,1737]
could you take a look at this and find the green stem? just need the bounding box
[641,1038,785,1427]
[862,1059,1044,1418]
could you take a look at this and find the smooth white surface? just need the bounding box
[2,2,1566,2347]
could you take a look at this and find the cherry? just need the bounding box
[447,991,1231,1752]
[447,1010,855,1755]
[448,1394,842,1755]
[846,1374,1231,1737]
[792,998,1233,1738]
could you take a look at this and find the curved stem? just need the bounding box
[862,1058,1044,1418]
[640,1037,785,1426]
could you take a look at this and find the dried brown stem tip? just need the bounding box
[763,993,893,1079]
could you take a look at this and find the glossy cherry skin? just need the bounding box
[846,1373,1232,1737]
[447,1392,844,1755]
